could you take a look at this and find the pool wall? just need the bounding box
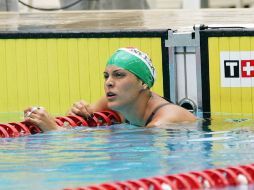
[0,31,167,119]
[200,28,254,117]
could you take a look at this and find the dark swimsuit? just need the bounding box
[145,103,171,125]
[125,102,171,126]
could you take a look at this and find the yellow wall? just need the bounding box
[208,36,254,118]
[0,37,164,120]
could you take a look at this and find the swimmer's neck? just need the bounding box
[117,92,153,126]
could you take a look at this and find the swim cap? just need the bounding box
[106,48,156,88]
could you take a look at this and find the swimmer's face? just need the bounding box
[103,65,144,110]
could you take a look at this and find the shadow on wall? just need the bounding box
[59,0,150,10]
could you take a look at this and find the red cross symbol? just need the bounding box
[241,60,254,77]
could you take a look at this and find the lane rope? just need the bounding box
[63,163,254,190]
[0,110,122,138]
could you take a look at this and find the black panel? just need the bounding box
[0,29,168,39]
[160,31,170,100]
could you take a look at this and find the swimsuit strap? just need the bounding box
[145,103,171,126]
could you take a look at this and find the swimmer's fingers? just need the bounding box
[24,108,59,131]
[24,106,34,117]
[69,100,93,119]
[24,107,44,120]
[24,114,40,125]
[24,106,44,118]
[69,106,92,119]
[79,100,93,115]
[24,111,41,126]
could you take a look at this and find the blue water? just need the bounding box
[1,115,254,190]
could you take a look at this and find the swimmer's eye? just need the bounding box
[103,71,126,80]
[113,72,126,78]
[103,72,109,80]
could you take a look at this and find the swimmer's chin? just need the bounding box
[107,102,121,111]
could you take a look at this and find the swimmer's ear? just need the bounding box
[142,83,148,90]
[140,81,149,90]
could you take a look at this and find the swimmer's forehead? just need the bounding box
[104,65,133,74]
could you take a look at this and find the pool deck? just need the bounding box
[0,9,254,33]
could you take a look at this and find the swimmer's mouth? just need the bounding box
[106,92,116,99]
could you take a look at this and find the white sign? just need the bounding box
[220,51,254,87]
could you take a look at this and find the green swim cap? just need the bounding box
[106,48,156,88]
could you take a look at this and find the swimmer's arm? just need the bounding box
[90,96,109,112]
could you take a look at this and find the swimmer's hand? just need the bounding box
[68,100,93,119]
[24,106,61,132]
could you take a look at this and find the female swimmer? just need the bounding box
[24,47,196,131]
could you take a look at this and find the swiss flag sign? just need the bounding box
[241,60,254,77]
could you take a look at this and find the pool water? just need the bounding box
[1,114,254,190]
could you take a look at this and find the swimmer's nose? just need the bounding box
[105,78,114,88]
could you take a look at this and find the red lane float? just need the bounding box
[63,163,254,190]
[0,110,121,138]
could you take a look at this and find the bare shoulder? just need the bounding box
[166,104,196,121]
[147,103,197,127]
